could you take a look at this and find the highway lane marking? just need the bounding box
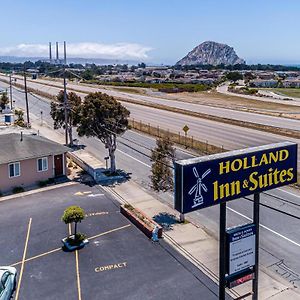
[15,218,32,300]
[278,188,300,198]
[227,207,300,248]
[117,149,151,168]
[75,250,82,300]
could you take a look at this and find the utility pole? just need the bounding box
[63,41,68,145]
[23,70,30,127]
[9,74,13,109]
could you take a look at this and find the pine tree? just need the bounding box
[150,137,175,192]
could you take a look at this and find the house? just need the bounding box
[0,133,69,193]
[249,79,278,88]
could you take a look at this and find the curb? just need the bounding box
[0,181,78,202]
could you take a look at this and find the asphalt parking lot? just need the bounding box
[0,183,220,300]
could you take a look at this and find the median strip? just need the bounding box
[2,77,300,140]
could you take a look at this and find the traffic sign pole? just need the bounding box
[219,201,227,300]
[252,193,260,300]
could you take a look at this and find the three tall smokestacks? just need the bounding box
[48,41,66,64]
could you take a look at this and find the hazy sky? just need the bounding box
[1,0,300,64]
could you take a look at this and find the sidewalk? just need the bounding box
[108,180,299,300]
[31,121,300,299]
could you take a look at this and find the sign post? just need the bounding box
[182,125,189,148]
[174,142,297,299]
[219,201,227,300]
[253,193,260,300]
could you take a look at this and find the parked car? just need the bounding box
[0,267,17,300]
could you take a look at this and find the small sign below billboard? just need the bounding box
[174,142,297,214]
[227,223,256,275]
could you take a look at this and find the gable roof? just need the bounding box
[0,133,69,164]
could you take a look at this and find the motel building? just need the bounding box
[0,133,69,194]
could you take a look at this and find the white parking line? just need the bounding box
[227,207,300,248]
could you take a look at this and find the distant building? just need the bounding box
[282,79,300,88]
[249,79,278,88]
[0,133,69,193]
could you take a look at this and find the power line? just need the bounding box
[243,196,300,220]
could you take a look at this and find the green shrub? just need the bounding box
[66,233,86,246]
[124,203,134,210]
[38,180,48,188]
[47,177,55,184]
[12,186,24,194]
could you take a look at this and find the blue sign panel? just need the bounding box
[174,142,297,213]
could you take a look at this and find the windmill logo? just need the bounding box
[188,167,211,208]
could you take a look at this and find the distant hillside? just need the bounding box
[176,41,245,66]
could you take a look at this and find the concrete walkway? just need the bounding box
[30,120,300,300]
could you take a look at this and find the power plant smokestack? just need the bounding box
[56,42,59,61]
[63,41,67,65]
[49,42,52,62]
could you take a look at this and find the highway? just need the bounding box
[4,81,300,291]
[2,74,300,131]
[2,75,300,164]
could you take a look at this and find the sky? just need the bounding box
[1,0,300,65]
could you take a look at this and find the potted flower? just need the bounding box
[61,205,89,251]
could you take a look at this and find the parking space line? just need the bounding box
[75,250,82,300]
[88,224,131,240]
[10,225,132,268]
[15,218,32,300]
[11,247,62,267]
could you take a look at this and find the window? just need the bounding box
[9,162,20,178]
[37,157,48,172]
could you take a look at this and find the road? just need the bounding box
[3,74,300,130]
[2,78,300,165]
[5,82,300,292]
[217,83,300,105]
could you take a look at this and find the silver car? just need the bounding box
[0,267,17,300]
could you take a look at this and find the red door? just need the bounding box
[54,154,64,177]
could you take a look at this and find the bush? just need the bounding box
[48,177,55,184]
[38,180,48,187]
[12,186,24,194]
[66,233,86,246]
[68,161,74,168]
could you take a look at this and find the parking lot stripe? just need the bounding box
[75,250,82,300]
[10,225,131,268]
[88,224,131,240]
[15,218,32,300]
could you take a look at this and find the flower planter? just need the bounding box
[120,205,163,239]
[62,235,89,251]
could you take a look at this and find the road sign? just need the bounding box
[226,223,256,275]
[182,125,189,133]
[174,142,297,214]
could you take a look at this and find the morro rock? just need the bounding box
[176,41,245,66]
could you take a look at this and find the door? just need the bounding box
[54,154,64,177]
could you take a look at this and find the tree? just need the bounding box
[50,91,81,146]
[61,206,85,237]
[150,137,175,192]
[0,91,9,110]
[225,71,243,83]
[138,62,146,69]
[14,109,25,127]
[77,92,130,173]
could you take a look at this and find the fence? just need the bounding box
[129,119,225,155]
